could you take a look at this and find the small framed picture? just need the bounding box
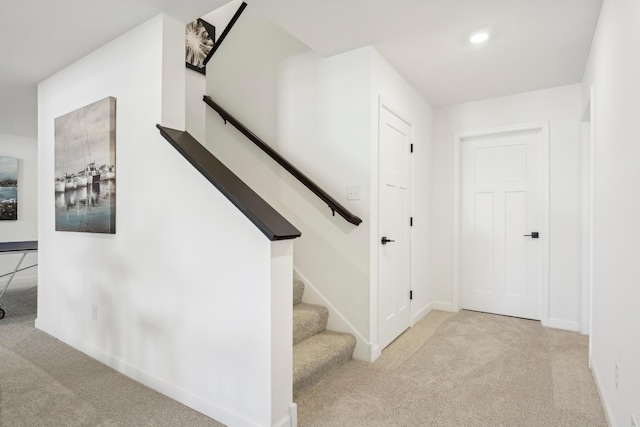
[0,156,18,221]
[185,18,216,75]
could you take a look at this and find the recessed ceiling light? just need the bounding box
[470,32,489,44]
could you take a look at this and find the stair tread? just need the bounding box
[293,330,356,398]
[293,303,329,345]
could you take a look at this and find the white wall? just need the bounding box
[370,49,434,353]
[186,70,207,142]
[201,0,244,36]
[184,0,246,146]
[277,47,373,358]
[205,5,374,349]
[432,84,584,330]
[581,0,640,424]
[205,5,434,361]
[0,133,38,288]
[37,14,293,427]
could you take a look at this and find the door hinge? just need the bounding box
[410,217,413,226]
[410,290,413,300]
[410,143,414,153]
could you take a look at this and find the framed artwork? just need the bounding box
[0,156,18,220]
[54,97,116,234]
[185,18,216,75]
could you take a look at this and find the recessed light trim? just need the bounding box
[470,32,490,44]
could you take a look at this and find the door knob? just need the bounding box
[381,236,395,245]
[523,232,539,238]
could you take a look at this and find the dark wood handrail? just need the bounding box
[157,125,301,241]
[203,96,363,226]
[206,2,247,61]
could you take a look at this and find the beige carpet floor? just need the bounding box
[0,287,225,427]
[1,287,607,427]
[296,310,608,427]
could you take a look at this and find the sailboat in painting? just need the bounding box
[54,96,116,234]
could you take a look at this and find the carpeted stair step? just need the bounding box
[293,279,304,305]
[293,330,356,398]
[293,303,329,345]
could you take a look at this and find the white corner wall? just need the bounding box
[0,133,38,288]
[205,6,374,354]
[278,47,373,358]
[205,4,434,361]
[581,0,640,424]
[370,48,434,353]
[37,14,292,427]
[432,84,584,330]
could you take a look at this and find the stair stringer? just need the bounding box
[293,267,371,362]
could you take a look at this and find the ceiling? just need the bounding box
[0,0,602,138]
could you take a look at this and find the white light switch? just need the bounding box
[347,185,361,201]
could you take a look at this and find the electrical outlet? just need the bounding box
[631,414,637,427]
[615,362,620,391]
[92,305,98,321]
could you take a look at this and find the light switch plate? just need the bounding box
[347,185,361,201]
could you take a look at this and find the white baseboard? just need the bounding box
[293,267,371,362]
[430,301,457,313]
[33,320,266,427]
[273,413,293,427]
[591,360,614,427]
[411,303,432,325]
[288,403,297,427]
[370,343,381,362]
[547,317,581,332]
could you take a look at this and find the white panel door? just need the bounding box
[462,131,542,320]
[378,105,411,350]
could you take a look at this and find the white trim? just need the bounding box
[376,97,413,354]
[591,361,614,427]
[272,415,291,427]
[34,320,265,427]
[452,123,551,324]
[580,87,594,336]
[272,408,294,427]
[293,267,371,362]
[370,343,382,363]
[289,403,297,427]
[547,317,581,332]
[411,302,432,324]
[430,301,458,313]
[588,87,595,353]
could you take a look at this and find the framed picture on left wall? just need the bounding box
[54,96,116,234]
[0,156,18,220]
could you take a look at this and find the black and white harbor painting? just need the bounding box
[55,97,116,233]
[0,156,18,220]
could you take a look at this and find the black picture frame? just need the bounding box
[185,18,216,75]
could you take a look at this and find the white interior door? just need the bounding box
[461,130,542,320]
[378,104,411,350]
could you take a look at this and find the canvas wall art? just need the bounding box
[185,18,216,75]
[0,156,18,220]
[55,97,116,234]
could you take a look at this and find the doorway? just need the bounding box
[378,102,412,350]
[453,124,550,323]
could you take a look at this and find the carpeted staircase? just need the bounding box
[293,279,356,398]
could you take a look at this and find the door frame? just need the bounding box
[373,98,413,358]
[581,86,594,359]
[452,123,550,326]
